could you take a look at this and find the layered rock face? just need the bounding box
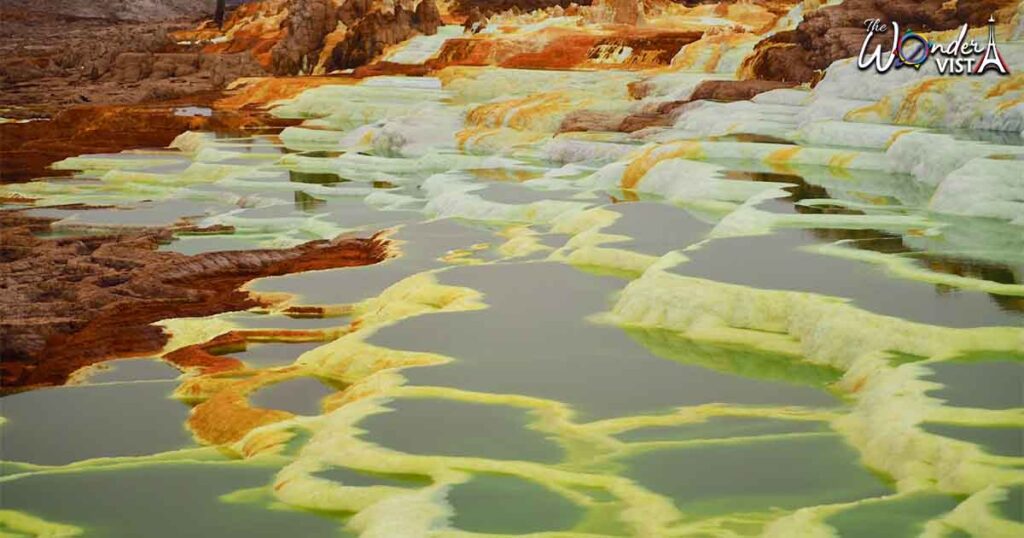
[326,0,442,71]
[0,212,389,390]
[205,0,443,75]
[0,9,266,116]
[742,0,1021,83]
[0,0,213,22]
[449,0,590,17]
[269,0,342,74]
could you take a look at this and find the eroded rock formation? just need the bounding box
[560,79,797,134]
[0,0,213,22]
[449,0,590,17]
[689,79,799,101]
[0,9,266,117]
[269,0,341,74]
[327,0,442,71]
[201,0,443,75]
[0,211,389,390]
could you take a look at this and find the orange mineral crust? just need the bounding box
[172,331,341,447]
[428,27,703,70]
[191,0,444,75]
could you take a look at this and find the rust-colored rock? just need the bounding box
[462,6,488,33]
[351,62,432,78]
[197,0,443,74]
[327,0,442,71]
[269,0,341,75]
[163,332,248,374]
[0,211,389,391]
[563,79,795,135]
[558,110,629,133]
[617,110,677,132]
[164,329,334,375]
[0,101,292,184]
[214,76,356,109]
[183,368,299,445]
[597,0,644,25]
[448,0,591,17]
[429,28,702,70]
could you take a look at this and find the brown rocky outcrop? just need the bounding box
[558,99,683,133]
[0,0,213,22]
[558,110,629,133]
[463,6,488,33]
[449,0,591,17]
[0,211,389,390]
[0,9,267,117]
[561,79,797,134]
[689,79,799,101]
[742,0,1021,84]
[326,0,442,71]
[269,0,341,74]
[0,11,177,87]
[202,0,443,74]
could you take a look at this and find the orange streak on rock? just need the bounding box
[621,141,703,190]
[216,76,357,109]
[1,102,291,184]
[501,34,602,69]
[765,145,802,174]
[892,78,956,124]
[186,374,297,445]
[985,75,1024,98]
[766,146,801,164]
[164,333,248,375]
[429,27,702,71]
[173,330,335,447]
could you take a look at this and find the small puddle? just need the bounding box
[249,219,496,305]
[622,434,892,518]
[357,398,563,463]
[824,493,961,538]
[616,416,830,443]
[1,382,192,465]
[386,263,838,420]
[225,312,348,330]
[75,358,180,384]
[249,377,339,416]
[596,201,713,256]
[227,341,327,368]
[0,463,350,537]
[312,466,432,488]
[921,423,1022,457]
[446,473,581,534]
[921,357,1024,410]
[670,230,1021,328]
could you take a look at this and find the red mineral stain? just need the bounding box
[0,102,294,184]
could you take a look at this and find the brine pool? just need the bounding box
[1,68,1022,537]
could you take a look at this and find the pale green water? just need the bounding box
[1,65,1021,537]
